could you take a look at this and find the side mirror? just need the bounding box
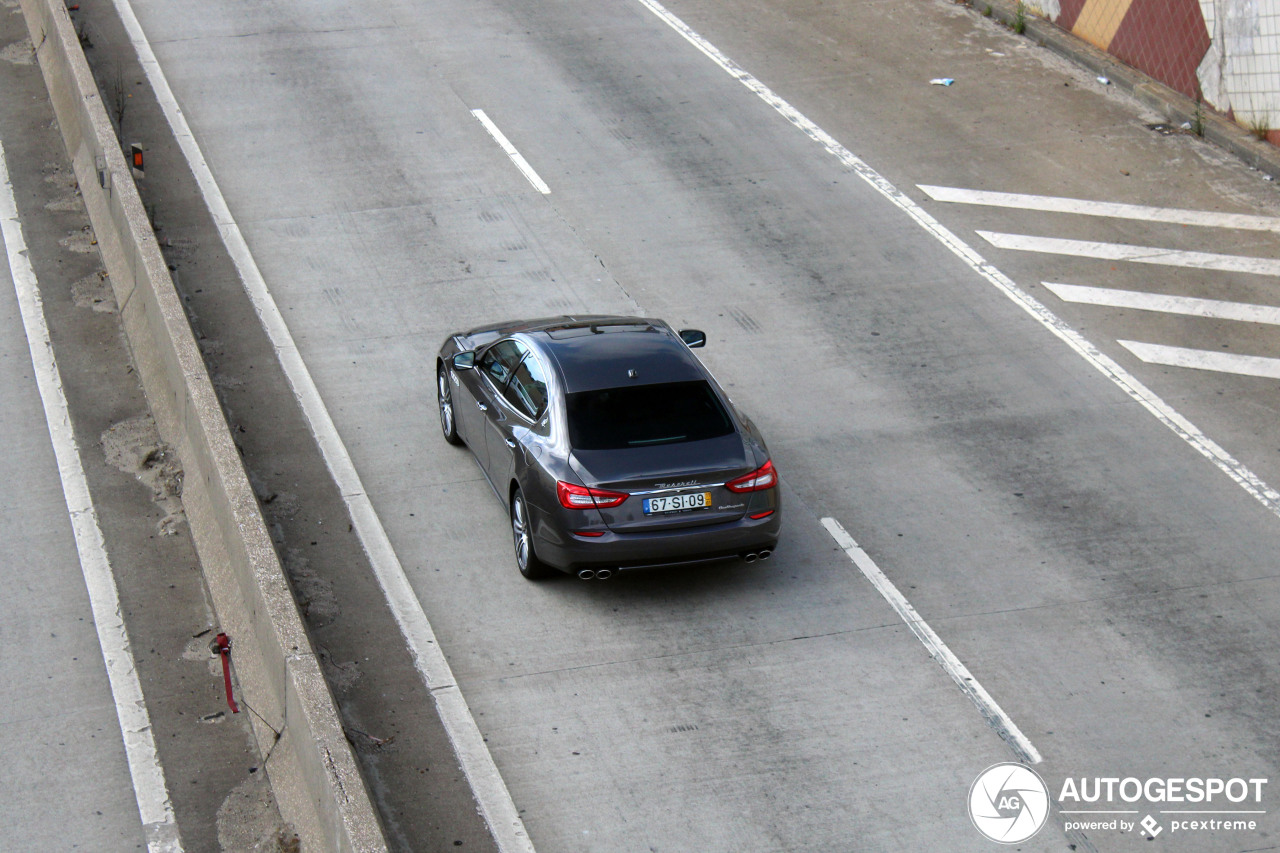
[679,329,706,348]
[452,351,476,370]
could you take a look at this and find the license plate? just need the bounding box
[643,492,713,514]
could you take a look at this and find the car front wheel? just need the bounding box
[438,363,462,446]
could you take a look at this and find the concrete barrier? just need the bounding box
[20,1,388,849]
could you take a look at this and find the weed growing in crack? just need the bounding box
[1247,113,1271,142]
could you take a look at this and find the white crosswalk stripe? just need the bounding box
[979,231,1280,276]
[1042,282,1280,325]
[1119,341,1280,380]
[923,185,1280,383]
[920,185,1280,232]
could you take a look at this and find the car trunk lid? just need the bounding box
[570,434,756,532]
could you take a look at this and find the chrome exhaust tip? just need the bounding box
[758,549,772,561]
[578,569,596,580]
[595,568,614,580]
[743,552,758,563]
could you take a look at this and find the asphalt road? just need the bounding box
[65,0,1280,850]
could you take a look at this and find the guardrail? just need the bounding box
[19,0,388,848]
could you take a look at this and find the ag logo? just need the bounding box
[968,762,1050,844]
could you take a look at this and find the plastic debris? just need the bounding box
[1097,76,1111,85]
[930,78,955,86]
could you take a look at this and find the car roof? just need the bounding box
[514,317,708,394]
[460,315,624,339]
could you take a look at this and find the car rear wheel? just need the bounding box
[511,488,552,580]
[438,363,462,446]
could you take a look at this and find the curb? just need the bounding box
[978,0,1280,183]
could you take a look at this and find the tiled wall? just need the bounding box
[1026,0,1280,146]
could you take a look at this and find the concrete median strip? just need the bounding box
[1,140,182,853]
[18,0,387,848]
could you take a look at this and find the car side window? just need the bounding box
[505,354,548,420]
[479,340,526,388]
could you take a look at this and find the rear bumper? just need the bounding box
[534,509,782,573]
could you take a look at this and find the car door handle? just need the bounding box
[477,401,488,411]
[504,438,517,448]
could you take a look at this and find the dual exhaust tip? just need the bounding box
[743,549,772,563]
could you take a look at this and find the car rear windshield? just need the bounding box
[566,380,734,450]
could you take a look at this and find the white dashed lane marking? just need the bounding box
[822,518,1042,766]
[472,109,552,195]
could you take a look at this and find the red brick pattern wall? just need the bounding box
[1033,0,1279,147]
[1106,0,1210,101]
[1055,0,1087,31]
[1039,0,1209,101]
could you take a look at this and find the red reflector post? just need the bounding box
[214,632,239,714]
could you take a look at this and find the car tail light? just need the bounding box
[557,481,629,509]
[726,460,777,493]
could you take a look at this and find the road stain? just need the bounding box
[0,37,32,66]
[216,771,296,853]
[59,225,98,254]
[43,162,84,212]
[283,547,339,627]
[101,415,186,535]
[71,269,116,313]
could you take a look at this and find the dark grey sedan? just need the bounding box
[436,316,781,579]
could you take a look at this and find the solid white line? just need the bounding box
[108,4,535,852]
[979,231,1280,276]
[0,141,181,852]
[632,1,1280,518]
[919,185,1280,233]
[821,518,1042,765]
[1043,282,1280,325]
[1118,341,1280,379]
[472,109,552,195]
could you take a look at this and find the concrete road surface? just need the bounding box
[64,0,1280,850]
